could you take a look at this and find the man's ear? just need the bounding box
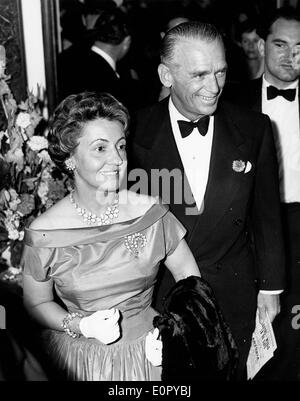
[257,38,265,58]
[158,63,173,88]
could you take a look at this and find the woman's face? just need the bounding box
[72,118,127,193]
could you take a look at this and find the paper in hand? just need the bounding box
[246,312,277,380]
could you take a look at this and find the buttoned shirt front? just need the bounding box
[169,98,214,211]
[262,75,300,203]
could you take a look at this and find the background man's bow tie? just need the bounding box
[267,85,296,102]
[177,116,210,138]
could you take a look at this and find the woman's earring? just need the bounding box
[65,158,76,172]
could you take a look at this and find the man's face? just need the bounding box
[161,38,227,120]
[259,18,300,87]
[241,30,260,60]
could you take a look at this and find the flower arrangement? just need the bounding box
[0,45,70,283]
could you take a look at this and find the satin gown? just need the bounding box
[23,202,186,381]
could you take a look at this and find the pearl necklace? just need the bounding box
[69,190,119,225]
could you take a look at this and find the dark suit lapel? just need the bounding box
[247,77,262,112]
[148,104,183,172]
[191,103,248,246]
[141,99,198,231]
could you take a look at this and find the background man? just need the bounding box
[229,7,300,380]
[131,21,285,379]
[58,5,140,111]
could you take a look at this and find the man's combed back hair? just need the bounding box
[48,91,129,175]
[257,6,300,40]
[92,7,130,45]
[160,21,224,64]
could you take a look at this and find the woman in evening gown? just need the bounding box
[22,91,201,381]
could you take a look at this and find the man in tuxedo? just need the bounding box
[58,6,139,111]
[229,7,300,380]
[130,21,285,378]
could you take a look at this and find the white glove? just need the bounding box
[145,328,162,366]
[79,308,120,345]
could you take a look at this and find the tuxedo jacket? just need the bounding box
[58,47,137,110]
[131,97,285,339]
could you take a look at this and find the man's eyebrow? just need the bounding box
[272,38,300,46]
[190,69,208,76]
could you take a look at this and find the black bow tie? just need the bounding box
[178,116,210,138]
[267,85,296,102]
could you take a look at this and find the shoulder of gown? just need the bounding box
[24,200,170,248]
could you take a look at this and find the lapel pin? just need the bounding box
[232,160,246,173]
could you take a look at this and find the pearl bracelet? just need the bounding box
[61,312,83,338]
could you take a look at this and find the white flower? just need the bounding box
[28,136,48,152]
[0,130,8,141]
[7,189,21,211]
[232,160,246,173]
[4,190,10,202]
[9,230,19,240]
[1,247,11,265]
[24,166,31,174]
[16,112,31,129]
[8,266,22,275]
[6,148,24,167]
[41,166,52,180]
[9,199,21,211]
[5,216,21,240]
[9,188,18,200]
[38,181,49,204]
[37,149,51,164]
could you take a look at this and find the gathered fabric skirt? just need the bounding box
[41,308,161,381]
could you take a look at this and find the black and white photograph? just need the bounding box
[0,0,300,390]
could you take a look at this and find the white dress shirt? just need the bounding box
[169,98,214,211]
[262,75,300,203]
[91,46,119,78]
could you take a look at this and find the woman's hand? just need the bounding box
[79,308,120,344]
[145,328,162,366]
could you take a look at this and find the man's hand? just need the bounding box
[256,293,280,324]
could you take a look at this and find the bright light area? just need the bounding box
[20,0,46,95]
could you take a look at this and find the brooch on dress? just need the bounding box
[124,232,147,256]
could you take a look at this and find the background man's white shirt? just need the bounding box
[262,75,300,203]
[91,46,119,77]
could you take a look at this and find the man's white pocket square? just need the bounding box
[244,161,252,174]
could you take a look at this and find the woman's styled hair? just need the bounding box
[48,91,129,175]
[160,21,224,65]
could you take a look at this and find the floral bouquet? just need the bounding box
[0,45,70,284]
